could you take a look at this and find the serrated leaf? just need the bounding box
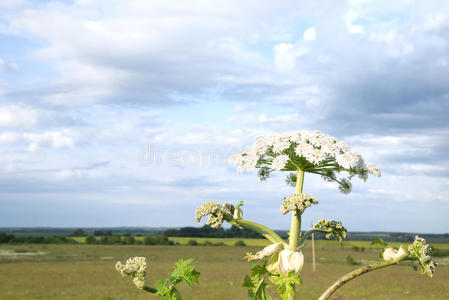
[250,263,268,276]
[171,258,200,287]
[243,262,272,300]
[155,258,199,299]
[269,271,301,300]
[155,279,170,295]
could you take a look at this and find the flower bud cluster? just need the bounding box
[115,257,147,289]
[229,130,380,193]
[280,193,318,215]
[248,243,304,276]
[383,247,408,261]
[407,236,437,277]
[195,201,233,229]
[313,219,347,242]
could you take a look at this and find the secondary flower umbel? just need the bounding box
[280,193,318,215]
[229,130,381,193]
[195,201,234,229]
[313,219,347,242]
[116,257,147,289]
[407,236,437,277]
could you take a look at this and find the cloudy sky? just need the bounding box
[0,0,448,233]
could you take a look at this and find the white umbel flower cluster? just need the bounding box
[229,130,380,193]
[313,219,347,242]
[115,257,147,289]
[195,201,233,229]
[408,236,437,277]
[280,193,318,215]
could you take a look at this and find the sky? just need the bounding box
[0,0,448,233]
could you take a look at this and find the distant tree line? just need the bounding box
[342,232,449,244]
[0,232,78,244]
[163,225,289,239]
[85,234,174,245]
[70,229,114,236]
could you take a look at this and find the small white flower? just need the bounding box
[366,162,381,177]
[272,136,291,153]
[272,154,289,170]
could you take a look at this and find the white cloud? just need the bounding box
[343,10,363,34]
[273,43,307,71]
[0,132,21,145]
[24,130,80,152]
[0,57,18,71]
[369,30,414,56]
[0,0,25,9]
[274,43,294,70]
[6,1,301,105]
[303,27,316,40]
[0,105,40,129]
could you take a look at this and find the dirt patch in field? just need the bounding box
[0,249,48,256]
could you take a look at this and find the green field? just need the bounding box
[1,241,448,299]
[72,235,449,250]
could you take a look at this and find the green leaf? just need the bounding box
[155,279,171,295]
[155,280,181,300]
[243,262,272,300]
[371,238,388,248]
[155,258,199,299]
[250,262,268,277]
[171,258,200,287]
[269,271,301,300]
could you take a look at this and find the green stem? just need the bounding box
[289,170,304,251]
[288,169,305,300]
[143,286,157,293]
[229,219,285,244]
[318,256,407,300]
[297,229,329,248]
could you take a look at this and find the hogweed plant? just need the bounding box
[196,130,437,299]
[116,129,437,299]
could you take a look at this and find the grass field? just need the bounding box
[72,235,449,250]
[1,240,448,299]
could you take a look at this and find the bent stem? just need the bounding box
[297,229,329,248]
[318,257,406,300]
[143,286,157,293]
[288,169,305,300]
[229,219,285,244]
